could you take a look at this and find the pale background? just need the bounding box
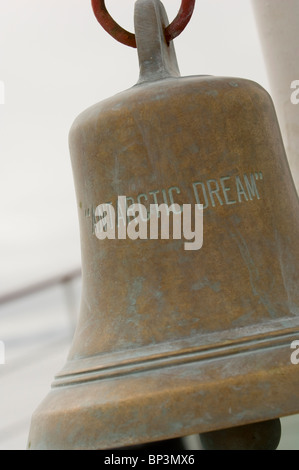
[0,0,298,450]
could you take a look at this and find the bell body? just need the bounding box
[67,75,299,359]
[28,0,299,450]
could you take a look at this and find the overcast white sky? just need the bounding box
[0,0,269,295]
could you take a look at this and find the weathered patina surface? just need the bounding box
[28,0,299,450]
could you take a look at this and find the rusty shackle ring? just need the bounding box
[91,0,196,48]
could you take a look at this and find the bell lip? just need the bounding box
[27,322,299,450]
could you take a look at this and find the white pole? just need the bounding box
[251,0,299,195]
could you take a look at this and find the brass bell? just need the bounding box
[28,0,299,450]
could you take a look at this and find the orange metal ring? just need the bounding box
[91,0,196,48]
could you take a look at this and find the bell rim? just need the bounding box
[28,321,299,450]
